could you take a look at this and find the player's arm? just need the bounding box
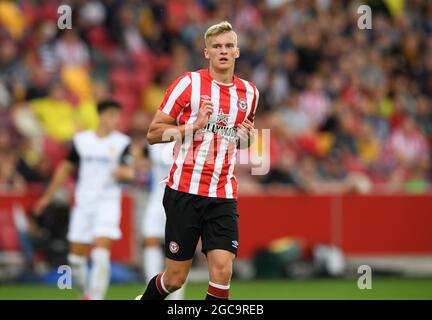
[147,101,213,145]
[33,160,75,215]
[33,142,79,215]
[237,85,259,149]
[113,165,134,182]
[113,144,135,182]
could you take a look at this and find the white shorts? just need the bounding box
[67,200,122,244]
[142,185,166,238]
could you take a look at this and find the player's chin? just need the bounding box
[215,61,233,70]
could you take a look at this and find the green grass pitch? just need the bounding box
[1,278,432,300]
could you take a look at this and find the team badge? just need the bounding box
[237,98,247,112]
[169,241,179,253]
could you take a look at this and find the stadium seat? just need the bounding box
[153,54,171,73]
[131,50,154,71]
[86,26,116,54]
[132,69,154,94]
[110,68,133,93]
[113,91,138,115]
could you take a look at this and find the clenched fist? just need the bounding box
[237,118,256,148]
[193,99,214,131]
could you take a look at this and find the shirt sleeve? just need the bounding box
[119,144,133,166]
[248,86,259,123]
[159,73,191,119]
[66,142,80,165]
[143,144,149,158]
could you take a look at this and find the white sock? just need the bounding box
[143,246,164,282]
[88,247,111,300]
[68,254,88,295]
[168,284,186,300]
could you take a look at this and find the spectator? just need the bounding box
[357,121,381,167]
[389,116,429,168]
[279,91,312,137]
[259,151,297,190]
[0,148,26,193]
[299,75,330,129]
[416,95,432,139]
[30,82,77,142]
[55,30,90,68]
[0,0,431,194]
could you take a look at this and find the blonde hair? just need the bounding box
[204,21,237,46]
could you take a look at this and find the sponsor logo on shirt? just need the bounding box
[203,122,238,142]
[216,110,230,126]
[200,109,238,142]
[108,146,116,156]
[82,156,111,163]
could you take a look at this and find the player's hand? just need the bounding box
[193,99,213,131]
[237,119,255,148]
[33,196,50,216]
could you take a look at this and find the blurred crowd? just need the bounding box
[0,0,431,195]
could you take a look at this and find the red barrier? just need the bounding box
[237,194,432,258]
[237,194,333,258]
[340,195,432,255]
[0,194,38,252]
[111,194,135,263]
[1,193,432,262]
[0,193,135,263]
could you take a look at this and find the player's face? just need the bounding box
[204,31,239,72]
[99,108,121,132]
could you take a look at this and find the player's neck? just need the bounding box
[95,127,111,138]
[209,67,234,84]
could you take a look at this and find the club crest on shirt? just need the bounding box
[108,146,116,156]
[237,98,247,112]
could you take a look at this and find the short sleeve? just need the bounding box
[67,142,80,165]
[159,73,191,119]
[248,86,259,122]
[119,144,133,166]
[143,144,149,157]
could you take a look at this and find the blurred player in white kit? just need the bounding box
[141,141,185,300]
[33,100,134,300]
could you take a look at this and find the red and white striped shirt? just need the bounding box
[159,69,259,199]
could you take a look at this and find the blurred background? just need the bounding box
[0,0,432,299]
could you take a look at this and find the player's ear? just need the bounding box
[236,47,240,59]
[204,47,209,59]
